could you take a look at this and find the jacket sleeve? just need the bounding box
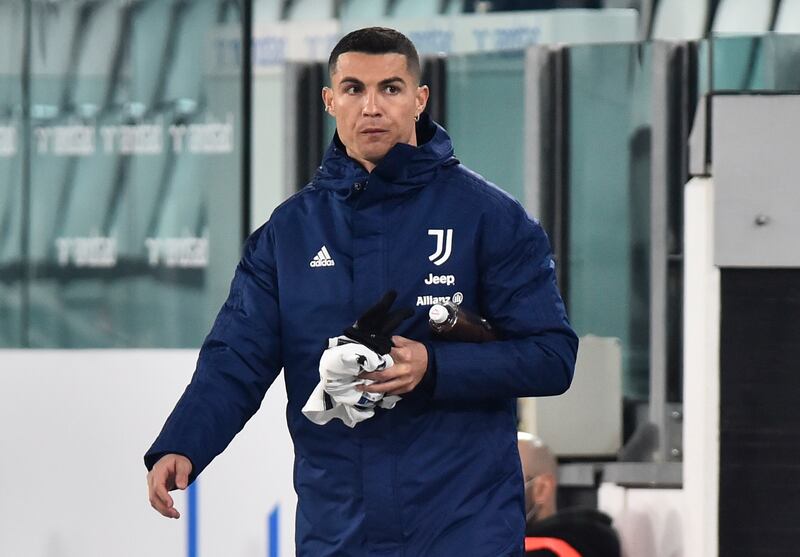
[429,199,578,401]
[144,223,283,482]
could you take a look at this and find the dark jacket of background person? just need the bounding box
[145,114,578,556]
[526,507,621,557]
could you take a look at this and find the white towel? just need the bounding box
[302,336,401,428]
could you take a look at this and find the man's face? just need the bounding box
[322,52,429,172]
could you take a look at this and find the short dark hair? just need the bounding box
[328,27,421,82]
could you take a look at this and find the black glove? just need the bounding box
[344,290,413,355]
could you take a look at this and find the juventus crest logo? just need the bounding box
[428,229,453,266]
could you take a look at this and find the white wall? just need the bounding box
[0,350,296,557]
[599,484,685,557]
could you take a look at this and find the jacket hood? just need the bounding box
[312,113,455,196]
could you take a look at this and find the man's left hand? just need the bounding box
[358,336,427,396]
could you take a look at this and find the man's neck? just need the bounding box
[343,129,419,174]
[347,151,377,173]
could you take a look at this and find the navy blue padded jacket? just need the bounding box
[145,115,578,556]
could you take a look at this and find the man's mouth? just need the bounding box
[361,128,388,135]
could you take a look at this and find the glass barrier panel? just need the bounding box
[0,1,24,347]
[446,51,526,202]
[27,0,243,347]
[252,65,292,217]
[567,42,653,401]
[711,33,800,92]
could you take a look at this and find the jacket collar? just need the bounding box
[312,113,455,197]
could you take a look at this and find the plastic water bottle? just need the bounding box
[428,300,496,342]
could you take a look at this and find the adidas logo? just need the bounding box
[310,245,335,268]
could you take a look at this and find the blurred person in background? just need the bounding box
[519,432,621,557]
[144,27,577,556]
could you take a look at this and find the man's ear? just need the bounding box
[533,473,556,506]
[322,87,334,116]
[415,84,430,117]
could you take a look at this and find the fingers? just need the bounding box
[389,345,412,365]
[358,368,394,382]
[352,337,426,395]
[156,486,179,519]
[390,338,428,375]
[175,457,192,490]
[391,335,411,347]
[361,377,412,395]
[147,454,192,519]
[148,466,179,519]
[358,366,416,394]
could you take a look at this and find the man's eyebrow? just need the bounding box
[337,76,407,87]
[379,76,406,86]
[338,77,364,87]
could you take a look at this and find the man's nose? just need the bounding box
[362,90,381,116]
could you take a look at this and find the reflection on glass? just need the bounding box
[711,33,800,92]
[252,65,292,221]
[446,51,525,201]
[24,0,243,348]
[0,1,24,347]
[567,43,652,401]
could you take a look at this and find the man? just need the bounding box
[146,27,577,556]
[518,433,621,557]
[519,432,559,523]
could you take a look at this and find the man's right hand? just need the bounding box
[147,454,193,519]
